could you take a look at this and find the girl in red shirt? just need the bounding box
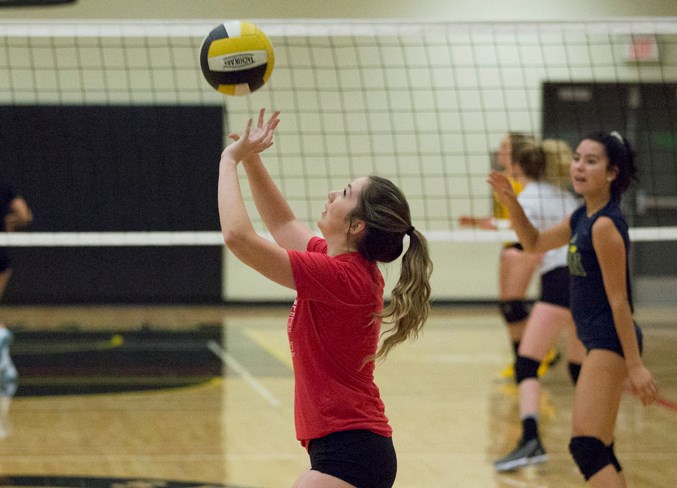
[218,109,433,488]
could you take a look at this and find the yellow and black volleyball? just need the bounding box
[199,21,275,96]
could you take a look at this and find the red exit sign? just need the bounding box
[624,35,660,63]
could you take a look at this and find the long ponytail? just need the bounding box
[350,176,433,361]
[375,227,432,361]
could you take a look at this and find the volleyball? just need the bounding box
[199,21,274,96]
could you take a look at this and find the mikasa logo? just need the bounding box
[223,53,255,67]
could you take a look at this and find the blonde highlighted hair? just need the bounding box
[542,139,573,189]
[349,175,433,361]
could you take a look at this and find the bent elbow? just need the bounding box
[222,229,245,251]
[521,242,537,253]
[223,229,260,261]
[520,233,543,253]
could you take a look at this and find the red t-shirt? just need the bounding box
[287,236,392,446]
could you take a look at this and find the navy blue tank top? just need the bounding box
[567,200,636,347]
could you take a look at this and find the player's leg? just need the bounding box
[518,303,570,414]
[497,246,540,378]
[293,469,355,488]
[569,349,627,487]
[494,302,569,472]
[565,319,586,384]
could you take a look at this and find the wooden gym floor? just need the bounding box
[0,304,675,487]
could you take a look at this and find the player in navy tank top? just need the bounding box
[488,131,658,487]
[568,200,642,354]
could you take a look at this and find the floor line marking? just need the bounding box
[207,340,281,408]
[242,328,293,370]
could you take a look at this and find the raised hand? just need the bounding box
[487,170,516,207]
[221,108,279,164]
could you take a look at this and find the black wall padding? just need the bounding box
[0,105,224,303]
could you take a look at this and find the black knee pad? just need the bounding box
[568,361,581,385]
[607,442,622,473]
[569,436,611,481]
[499,300,530,324]
[514,355,540,384]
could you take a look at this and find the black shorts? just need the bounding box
[308,429,397,488]
[0,248,10,273]
[540,266,570,308]
[584,323,644,358]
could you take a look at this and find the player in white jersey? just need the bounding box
[494,140,586,472]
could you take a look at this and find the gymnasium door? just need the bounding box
[543,82,677,305]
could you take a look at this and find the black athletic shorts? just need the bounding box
[308,429,397,488]
[540,266,570,308]
[584,323,644,358]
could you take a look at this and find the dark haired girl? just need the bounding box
[488,131,657,487]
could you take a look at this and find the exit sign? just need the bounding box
[623,35,660,63]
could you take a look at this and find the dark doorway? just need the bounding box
[543,82,677,304]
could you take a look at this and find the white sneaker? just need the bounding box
[0,328,18,384]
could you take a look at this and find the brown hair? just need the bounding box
[514,141,546,180]
[509,133,536,163]
[349,175,433,361]
[514,139,574,189]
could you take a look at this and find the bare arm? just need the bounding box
[4,196,33,232]
[219,117,295,290]
[593,217,657,405]
[487,171,570,252]
[234,109,314,252]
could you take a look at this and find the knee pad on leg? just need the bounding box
[569,436,611,481]
[515,355,540,384]
[567,361,581,385]
[607,442,622,473]
[499,300,530,324]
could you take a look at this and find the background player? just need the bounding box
[489,131,658,486]
[460,133,558,379]
[0,182,33,385]
[493,140,586,471]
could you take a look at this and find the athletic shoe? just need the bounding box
[494,438,548,472]
[537,348,561,377]
[0,328,18,384]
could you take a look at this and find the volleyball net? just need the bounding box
[2,18,677,251]
[0,19,677,301]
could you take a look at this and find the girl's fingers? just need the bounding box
[241,118,253,140]
[268,111,281,126]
